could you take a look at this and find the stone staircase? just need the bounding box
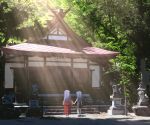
[32,93,111,116]
[42,105,110,115]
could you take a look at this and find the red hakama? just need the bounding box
[64,102,71,115]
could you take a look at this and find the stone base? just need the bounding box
[107,107,125,115]
[132,105,150,116]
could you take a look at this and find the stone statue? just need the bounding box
[137,83,149,106]
[112,85,117,94]
[32,83,39,96]
[112,84,121,97]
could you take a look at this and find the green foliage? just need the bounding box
[0,0,52,46]
[59,0,144,104]
[0,1,27,45]
[1,0,150,104]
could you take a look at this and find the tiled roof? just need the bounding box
[2,43,119,57]
[83,47,119,56]
[4,43,80,54]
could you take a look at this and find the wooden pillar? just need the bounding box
[71,58,74,90]
[87,59,90,83]
[25,56,30,102]
[44,56,46,67]
[0,52,5,97]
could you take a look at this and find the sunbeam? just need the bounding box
[2,0,118,107]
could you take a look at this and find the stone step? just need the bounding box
[44,108,98,113]
[44,111,99,115]
[42,105,109,108]
[42,105,108,115]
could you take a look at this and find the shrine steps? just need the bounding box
[42,105,110,115]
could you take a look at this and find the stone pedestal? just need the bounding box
[107,95,125,115]
[132,106,150,116]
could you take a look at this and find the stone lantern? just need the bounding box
[132,83,150,116]
[107,84,125,115]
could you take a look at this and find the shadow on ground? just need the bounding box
[0,116,150,125]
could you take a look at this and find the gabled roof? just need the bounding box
[41,9,91,48]
[2,9,119,58]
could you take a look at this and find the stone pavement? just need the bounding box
[50,113,150,124]
[50,112,150,120]
[0,113,150,125]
